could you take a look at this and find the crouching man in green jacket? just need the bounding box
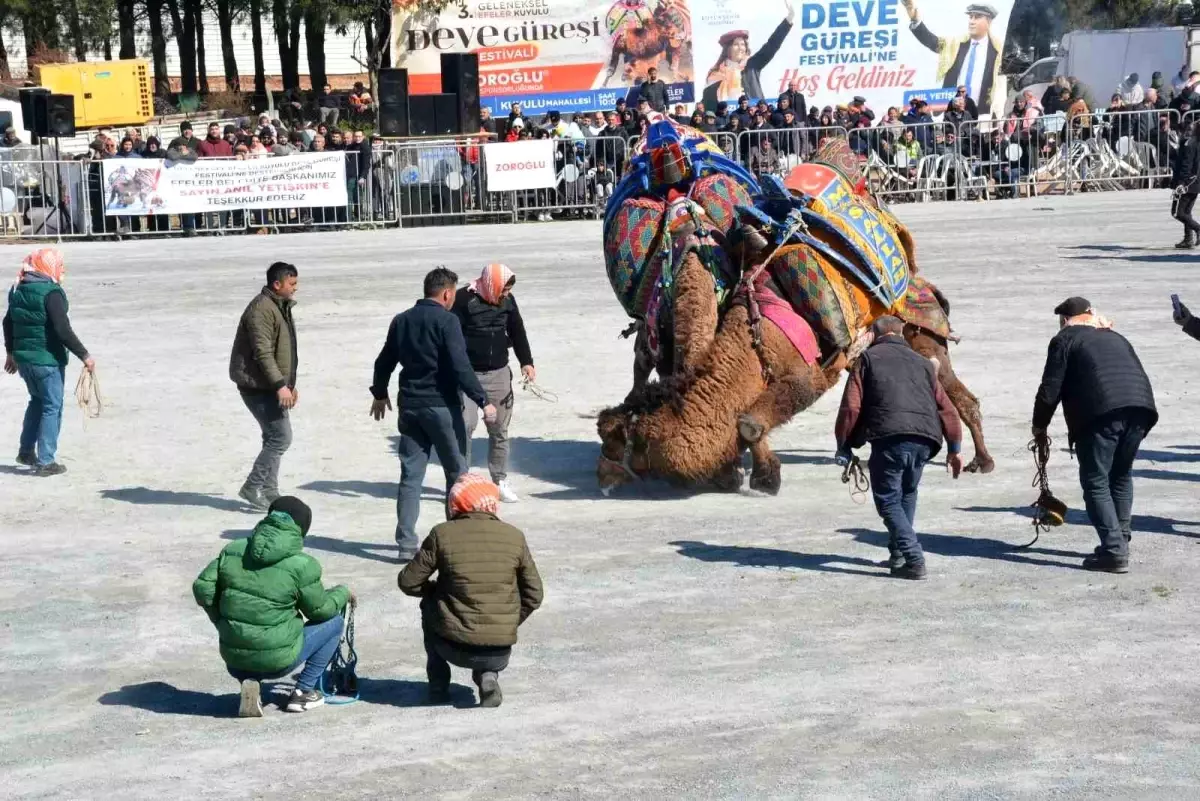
[193,496,355,717]
[399,473,543,708]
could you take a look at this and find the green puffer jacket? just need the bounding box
[8,279,68,366]
[193,511,349,674]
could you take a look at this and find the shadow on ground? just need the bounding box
[958,505,1200,537]
[100,487,252,513]
[97,682,238,717]
[357,678,478,709]
[1132,468,1200,483]
[297,480,442,500]
[671,540,884,578]
[838,528,1089,571]
[223,529,398,564]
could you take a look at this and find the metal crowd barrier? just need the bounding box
[0,149,92,238]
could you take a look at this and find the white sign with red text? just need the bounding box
[101,153,348,215]
[483,139,558,191]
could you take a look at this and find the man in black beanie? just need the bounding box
[1032,297,1157,574]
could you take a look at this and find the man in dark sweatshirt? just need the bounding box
[451,263,535,502]
[3,249,94,475]
[835,315,963,580]
[371,268,497,561]
[1033,297,1157,574]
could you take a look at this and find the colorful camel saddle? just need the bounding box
[899,274,954,342]
[734,175,912,359]
[604,117,760,320]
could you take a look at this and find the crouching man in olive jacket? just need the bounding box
[399,473,543,708]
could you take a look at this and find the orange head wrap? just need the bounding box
[17,248,65,284]
[469,263,515,306]
[447,473,501,518]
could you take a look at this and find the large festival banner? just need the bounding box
[101,154,348,216]
[394,0,696,116]
[693,0,1016,116]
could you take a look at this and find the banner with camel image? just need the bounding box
[693,0,1016,116]
[100,154,349,216]
[394,0,696,115]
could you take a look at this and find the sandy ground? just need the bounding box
[3,191,1200,800]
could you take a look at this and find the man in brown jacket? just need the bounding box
[229,262,299,510]
[399,473,543,708]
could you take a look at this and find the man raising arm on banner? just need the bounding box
[903,1,1003,116]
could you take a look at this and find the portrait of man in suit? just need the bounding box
[903,2,1002,116]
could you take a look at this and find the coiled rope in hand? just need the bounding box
[318,606,359,705]
[1025,433,1066,548]
[75,369,102,419]
[841,453,870,504]
[521,376,559,403]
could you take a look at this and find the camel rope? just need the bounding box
[75,369,102,419]
[521,377,558,404]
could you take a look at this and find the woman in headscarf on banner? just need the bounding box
[702,0,796,110]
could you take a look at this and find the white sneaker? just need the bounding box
[497,480,520,503]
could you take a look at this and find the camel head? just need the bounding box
[596,407,650,495]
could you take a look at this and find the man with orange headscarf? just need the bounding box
[4,249,95,475]
[451,263,536,503]
[399,473,543,708]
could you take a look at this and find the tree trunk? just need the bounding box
[23,5,62,74]
[303,5,327,91]
[103,36,113,60]
[191,0,209,94]
[272,0,300,91]
[250,0,267,99]
[216,0,240,92]
[166,0,198,97]
[67,0,87,62]
[364,2,393,123]
[146,0,172,97]
[0,29,11,82]
[118,0,137,59]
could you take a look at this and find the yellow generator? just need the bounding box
[33,59,153,128]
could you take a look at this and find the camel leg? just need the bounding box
[735,366,833,495]
[626,324,656,403]
[907,331,994,475]
[711,458,746,493]
[747,437,782,496]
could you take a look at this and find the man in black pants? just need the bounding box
[370,268,497,562]
[1173,120,1200,248]
[835,316,963,580]
[1033,297,1158,574]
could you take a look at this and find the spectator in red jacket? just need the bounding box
[196,122,233,158]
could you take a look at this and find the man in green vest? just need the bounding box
[3,249,95,476]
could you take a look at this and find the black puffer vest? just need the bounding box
[852,336,944,456]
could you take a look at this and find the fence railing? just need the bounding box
[0,113,1182,238]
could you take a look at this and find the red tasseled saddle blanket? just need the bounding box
[756,289,820,365]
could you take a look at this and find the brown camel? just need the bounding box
[599,294,843,496]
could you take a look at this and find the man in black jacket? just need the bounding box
[835,316,964,580]
[452,264,535,503]
[1173,120,1200,248]
[1033,298,1158,574]
[639,67,669,113]
[371,268,497,561]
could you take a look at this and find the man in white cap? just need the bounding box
[903,1,1002,115]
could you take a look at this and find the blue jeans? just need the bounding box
[396,406,468,553]
[228,614,344,692]
[1074,411,1152,558]
[868,436,934,567]
[18,363,66,466]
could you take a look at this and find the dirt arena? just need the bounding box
[3,190,1200,800]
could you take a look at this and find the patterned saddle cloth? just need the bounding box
[603,117,760,321]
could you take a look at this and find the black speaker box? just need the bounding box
[377,68,410,138]
[440,52,480,134]
[409,94,458,137]
[19,87,49,133]
[44,94,76,137]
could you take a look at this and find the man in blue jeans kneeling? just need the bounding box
[836,316,964,580]
[193,496,355,716]
[370,267,497,562]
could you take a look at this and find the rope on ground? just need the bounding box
[318,605,359,705]
[841,454,870,505]
[75,369,102,419]
[521,377,559,404]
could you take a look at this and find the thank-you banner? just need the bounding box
[101,154,348,216]
[693,0,1015,115]
[394,0,696,115]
